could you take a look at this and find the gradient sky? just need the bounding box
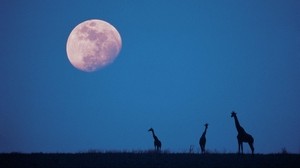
[0,0,299,154]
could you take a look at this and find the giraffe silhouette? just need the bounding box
[199,123,208,154]
[231,111,254,154]
[148,128,162,151]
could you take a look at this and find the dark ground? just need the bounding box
[0,152,299,168]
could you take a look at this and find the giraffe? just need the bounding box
[148,128,162,151]
[199,123,208,154]
[231,111,254,155]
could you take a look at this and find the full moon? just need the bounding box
[66,19,122,72]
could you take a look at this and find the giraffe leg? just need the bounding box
[238,139,241,154]
[200,145,204,154]
[238,140,244,154]
[241,143,244,154]
[249,142,254,155]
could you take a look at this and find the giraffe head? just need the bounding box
[231,111,237,117]
[148,128,154,132]
[204,123,208,128]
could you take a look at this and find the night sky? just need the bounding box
[0,0,299,154]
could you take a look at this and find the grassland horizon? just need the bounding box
[1,151,299,168]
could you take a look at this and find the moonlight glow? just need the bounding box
[66,19,122,72]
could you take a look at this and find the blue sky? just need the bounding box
[0,0,299,154]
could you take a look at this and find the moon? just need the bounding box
[66,19,122,72]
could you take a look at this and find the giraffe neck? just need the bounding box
[202,127,207,137]
[151,130,156,139]
[233,116,243,132]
